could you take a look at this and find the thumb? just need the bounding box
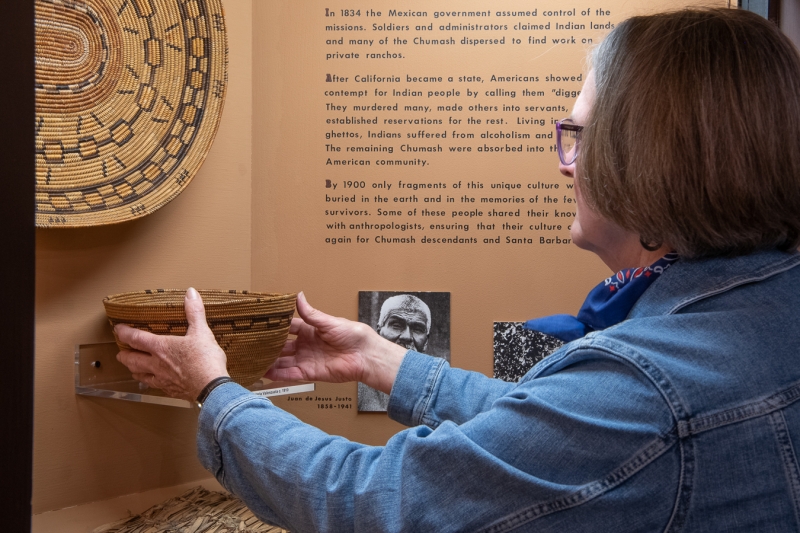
[184,287,210,334]
[296,292,333,330]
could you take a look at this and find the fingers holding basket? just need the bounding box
[115,323,165,356]
[117,348,158,376]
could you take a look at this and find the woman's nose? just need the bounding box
[559,159,575,178]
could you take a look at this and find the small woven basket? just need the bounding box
[104,290,297,387]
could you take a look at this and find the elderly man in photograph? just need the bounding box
[358,294,432,411]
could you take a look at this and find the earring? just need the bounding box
[639,237,662,251]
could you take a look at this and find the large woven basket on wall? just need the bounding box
[104,290,296,387]
[35,0,228,228]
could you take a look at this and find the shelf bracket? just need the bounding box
[75,342,314,408]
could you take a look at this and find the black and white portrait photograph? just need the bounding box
[357,291,451,412]
[493,322,564,382]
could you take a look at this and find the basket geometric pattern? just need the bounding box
[104,290,296,388]
[35,0,228,227]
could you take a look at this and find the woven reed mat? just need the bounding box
[91,486,289,533]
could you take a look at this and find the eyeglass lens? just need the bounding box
[558,119,579,165]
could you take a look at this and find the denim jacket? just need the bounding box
[197,250,800,532]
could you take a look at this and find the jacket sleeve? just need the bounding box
[387,350,517,427]
[196,345,678,533]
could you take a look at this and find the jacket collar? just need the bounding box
[629,249,800,318]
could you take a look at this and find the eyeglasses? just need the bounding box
[555,119,583,166]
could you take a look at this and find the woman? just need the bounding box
[117,8,800,532]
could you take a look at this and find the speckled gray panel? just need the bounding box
[493,322,564,382]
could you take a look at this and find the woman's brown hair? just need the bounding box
[581,8,800,258]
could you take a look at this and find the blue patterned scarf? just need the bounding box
[525,253,679,342]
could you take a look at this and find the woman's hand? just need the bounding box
[265,292,407,394]
[115,288,229,401]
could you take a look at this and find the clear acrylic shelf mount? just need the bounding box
[75,342,314,408]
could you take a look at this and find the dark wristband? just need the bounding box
[196,376,234,406]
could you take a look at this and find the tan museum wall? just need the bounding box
[33,0,730,515]
[250,0,617,444]
[32,0,253,514]
[249,0,723,443]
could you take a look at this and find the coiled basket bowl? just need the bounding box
[104,290,297,387]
